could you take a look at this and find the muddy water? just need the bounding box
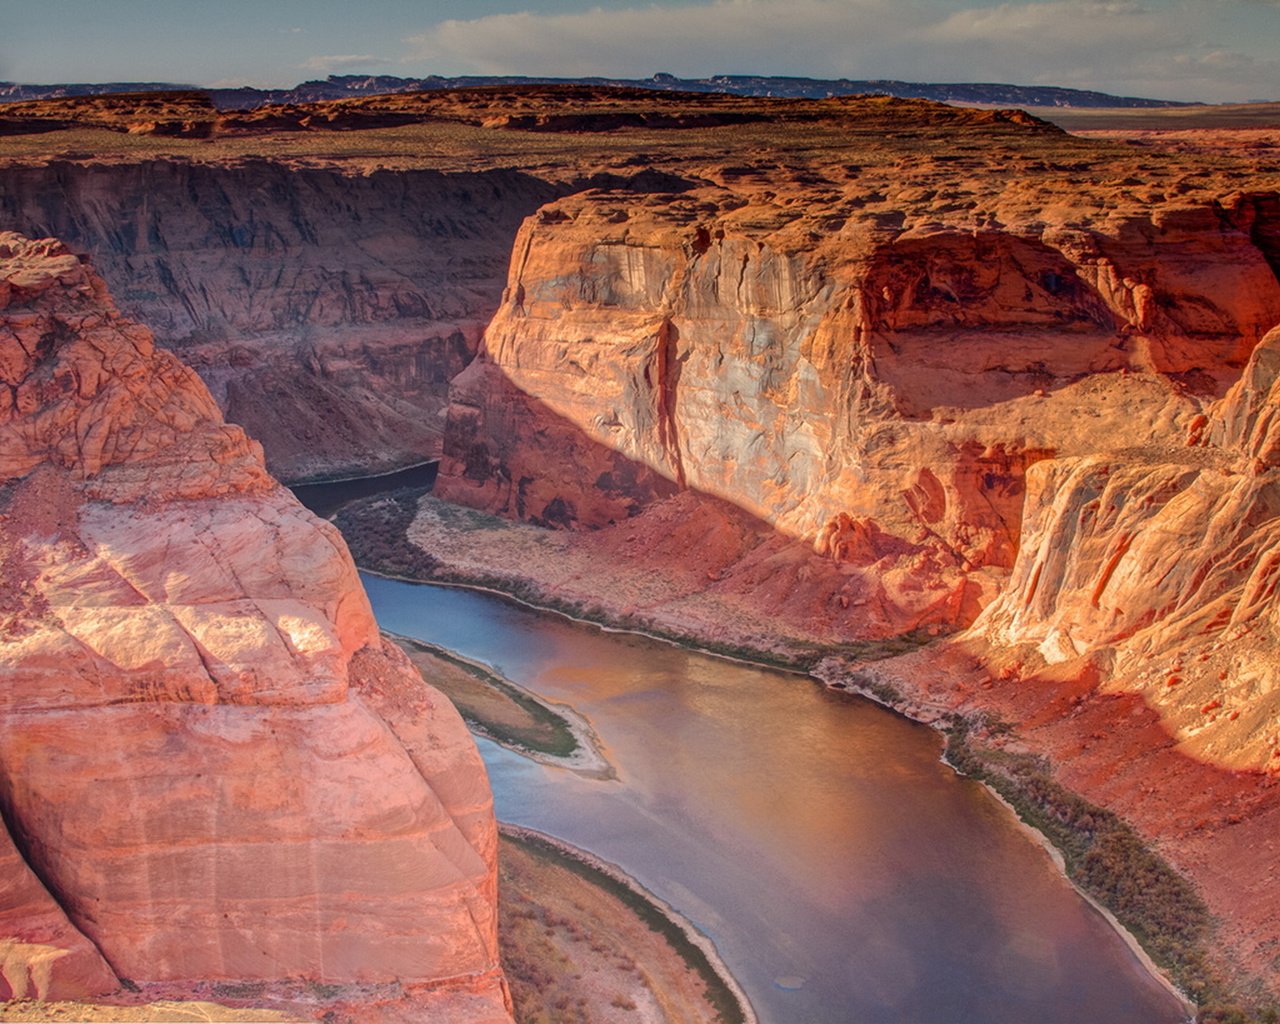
[362,574,1187,1024]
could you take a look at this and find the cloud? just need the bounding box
[405,1,924,79]
[400,0,1278,103]
[924,1,1164,48]
[300,54,393,74]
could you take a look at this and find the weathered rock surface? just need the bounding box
[8,86,1280,1010]
[0,161,563,481]
[0,232,511,1022]
[437,179,1280,639]
[413,98,1280,1004]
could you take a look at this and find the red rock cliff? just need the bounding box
[0,232,512,1022]
[0,161,563,482]
[437,181,1280,636]
[428,111,1280,1003]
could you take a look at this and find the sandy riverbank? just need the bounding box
[387,630,613,777]
[498,827,755,1024]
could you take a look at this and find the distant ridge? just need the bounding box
[0,73,1200,110]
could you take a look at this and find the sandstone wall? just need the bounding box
[437,185,1280,632]
[427,172,1280,1002]
[0,232,511,1022]
[969,324,1280,770]
[0,161,562,481]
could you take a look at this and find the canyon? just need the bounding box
[4,85,1280,1020]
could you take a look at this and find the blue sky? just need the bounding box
[2,0,1278,103]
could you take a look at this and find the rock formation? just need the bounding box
[417,96,1280,1007]
[7,85,1280,1012]
[436,180,1280,640]
[0,232,512,1022]
[0,159,563,482]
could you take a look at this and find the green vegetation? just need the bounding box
[502,830,748,1024]
[332,487,439,579]
[391,633,578,758]
[209,981,266,1000]
[303,981,341,1001]
[838,670,904,706]
[946,720,1277,1024]
[424,498,516,534]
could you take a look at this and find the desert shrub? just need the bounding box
[333,487,439,578]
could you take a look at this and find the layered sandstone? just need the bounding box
[7,87,1280,1009]
[0,232,511,1022]
[0,160,563,481]
[417,100,1280,1003]
[3,88,1275,489]
[838,328,1280,988]
[437,179,1280,637]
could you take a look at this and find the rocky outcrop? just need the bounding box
[9,87,1280,1010]
[0,232,511,1021]
[422,104,1280,1004]
[968,324,1280,770]
[437,182,1280,636]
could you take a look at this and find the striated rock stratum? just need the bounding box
[404,96,1280,1009]
[0,232,512,1022]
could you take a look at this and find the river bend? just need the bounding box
[362,573,1185,1024]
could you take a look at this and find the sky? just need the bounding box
[2,0,1278,104]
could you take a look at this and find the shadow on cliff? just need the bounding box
[0,160,701,484]
[876,633,1280,1011]
[421,335,1280,1014]
[861,222,1280,419]
[434,357,996,644]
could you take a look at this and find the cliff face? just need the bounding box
[0,232,511,1021]
[421,103,1280,1000]
[8,87,1280,1009]
[0,161,562,481]
[969,323,1280,769]
[437,184,1280,635]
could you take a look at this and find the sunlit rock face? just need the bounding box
[971,323,1280,771]
[425,117,1280,1001]
[0,232,511,1022]
[436,182,1280,636]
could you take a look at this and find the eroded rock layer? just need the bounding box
[437,177,1280,638]
[0,161,563,481]
[417,98,1280,1005]
[7,86,1280,1012]
[0,232,511,1022]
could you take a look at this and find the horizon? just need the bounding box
[3,0,1279,106]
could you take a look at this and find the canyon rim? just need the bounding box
[3,82,1280,1021]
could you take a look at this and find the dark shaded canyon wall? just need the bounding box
[437,186,1280,631]
[0,160,562,480]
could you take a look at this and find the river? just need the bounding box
[362,573,1187,1024]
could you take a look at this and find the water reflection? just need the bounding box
[363,574,1187,1024]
